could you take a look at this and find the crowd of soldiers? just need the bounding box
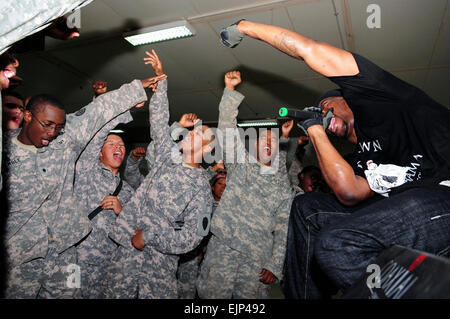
[1,17,449,300]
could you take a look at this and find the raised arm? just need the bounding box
[222,20,359,77]
[217,71,246,165]
[65,74,165,154]
[123,147,147,190]
[143,50,173,156]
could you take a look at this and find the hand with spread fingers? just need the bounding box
[144,49,164,76]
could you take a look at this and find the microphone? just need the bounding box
[278,107,318,120]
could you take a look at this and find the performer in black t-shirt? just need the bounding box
[219,20,450,299]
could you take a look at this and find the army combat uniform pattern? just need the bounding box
[123,121,184,190]
[1,79,147,298]
[101,79,213,299]
[74,111,135,299]
[196,88,295,299]
[177,198,219,299]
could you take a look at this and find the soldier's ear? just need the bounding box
[23,110,32,124]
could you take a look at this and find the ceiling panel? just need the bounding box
[348,0,447,69]
[430,1,450,66]
[422,67,450,107]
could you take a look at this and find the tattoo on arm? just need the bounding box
[274,32,305,60]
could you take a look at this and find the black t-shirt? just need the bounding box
[329,53,450,192]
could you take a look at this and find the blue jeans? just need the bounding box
[283,187,450,299]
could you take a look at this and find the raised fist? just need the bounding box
[224,71,242,90]
[93,80,107,96]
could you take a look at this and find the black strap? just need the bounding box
[88,179,123,220]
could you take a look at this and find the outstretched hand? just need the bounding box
[224,70,241,91]
[144,49,164,76]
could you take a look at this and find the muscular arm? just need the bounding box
[308,125,373,206]
[237,20,359,77]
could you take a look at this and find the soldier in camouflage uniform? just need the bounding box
[177,170,227,299]
[102,50,214,299]
[1,72,164,298]
[196,71,295,299]
[74,82,136,298]
[123,113,197,190]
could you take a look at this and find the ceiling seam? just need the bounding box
[284,6,296,32]
[424,0,448,90]
[331,0,346,50]
[341,0,355,52]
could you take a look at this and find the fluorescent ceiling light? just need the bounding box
[123,20,196,46]
[109,129,125,133]
[237,120,278,127]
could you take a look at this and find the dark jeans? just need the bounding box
[283,187,450,299]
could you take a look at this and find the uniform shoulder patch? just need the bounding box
[197,203,212,237]
[75,108,86,116]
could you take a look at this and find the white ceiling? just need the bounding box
[14,0,450,143]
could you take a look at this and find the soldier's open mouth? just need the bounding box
[11,116,20,124]
[113,151,123,161]
[41,139,50,146]
[264,146,271,156]
[3,69,16,79]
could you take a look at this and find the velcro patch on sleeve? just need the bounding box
[197,203,212,237]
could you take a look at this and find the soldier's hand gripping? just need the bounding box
[259,268,277,284]
[140,74,167,92]
[132,229,145,250]
[101,195,123,215]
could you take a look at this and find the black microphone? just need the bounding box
[278,107,317,120]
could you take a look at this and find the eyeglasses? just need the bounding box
[31,112,65,135]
